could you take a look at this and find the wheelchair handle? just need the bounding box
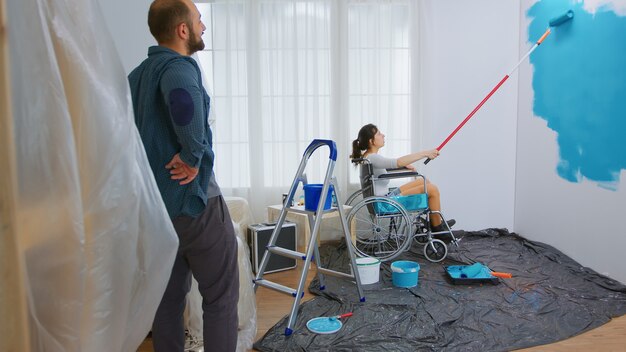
[351,157,369,164]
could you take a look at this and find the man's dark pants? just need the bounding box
[152,195,239,352]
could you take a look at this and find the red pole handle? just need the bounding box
[424,74,511,165]
[424,27,552,165]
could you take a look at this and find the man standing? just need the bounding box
[128,0,239,351]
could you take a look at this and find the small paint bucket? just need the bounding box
[356,257,381,284]
[303,184,333,211]
[391,261,420,288]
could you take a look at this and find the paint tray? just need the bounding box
[445,265,499,285]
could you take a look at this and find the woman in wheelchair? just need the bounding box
[351,123,455,233]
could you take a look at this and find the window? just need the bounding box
[196,0,413,195]
[347,1,412,183]
[197,2,250,188]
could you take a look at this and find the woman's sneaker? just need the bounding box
[430,219,456,233]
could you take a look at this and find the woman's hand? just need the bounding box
[399,148,441,167]
[405,164,416,171]
[424,149,440,160]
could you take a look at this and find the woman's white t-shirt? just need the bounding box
[365,153,398,196]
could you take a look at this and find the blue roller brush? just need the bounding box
[549,10,574,27]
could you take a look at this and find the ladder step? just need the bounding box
[318,267,355,280]
[268,246,307,260]
[254,279,298,297]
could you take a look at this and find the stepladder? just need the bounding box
[253,139,366,335]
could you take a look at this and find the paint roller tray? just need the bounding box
[445,265,499,285]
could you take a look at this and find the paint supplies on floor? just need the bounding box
[445,262,512,285]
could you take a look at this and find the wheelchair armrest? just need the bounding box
[377,168,421,179]
[385,167,410,172]
[378,172,419,179]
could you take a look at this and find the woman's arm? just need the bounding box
[366,154,398,169]
[396,149,439,167]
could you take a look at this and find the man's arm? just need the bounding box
[160,59,208,184]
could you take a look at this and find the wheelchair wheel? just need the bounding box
[345,187,366,207]
[347,197,412,262]
[423,239,447,262]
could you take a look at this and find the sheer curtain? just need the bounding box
[196,0,417,221]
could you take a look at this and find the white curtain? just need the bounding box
[196,0,418,221]
[5,0,179,351]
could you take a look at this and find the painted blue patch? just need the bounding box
[168,88,194,126]
[527,1,626,190]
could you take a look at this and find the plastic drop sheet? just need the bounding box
[6,0,178,351]
[254,229,626,351]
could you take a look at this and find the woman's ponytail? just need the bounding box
[350,123,378,163]
[351,139,363,162]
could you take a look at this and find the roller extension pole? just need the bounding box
[424,10,574,164]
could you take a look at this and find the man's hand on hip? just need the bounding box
[166,153,199,185]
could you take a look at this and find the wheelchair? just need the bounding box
[346,159,459,262]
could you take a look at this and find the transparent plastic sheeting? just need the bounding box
[6,1,179,351]
[224,197,258,352]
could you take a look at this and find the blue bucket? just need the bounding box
[391,261,420,288]
[303,184,333,211]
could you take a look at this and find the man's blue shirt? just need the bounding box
[129,46,220,219]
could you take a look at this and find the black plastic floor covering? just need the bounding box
[254,229,626,351]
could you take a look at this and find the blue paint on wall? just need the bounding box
[528,0,626,190]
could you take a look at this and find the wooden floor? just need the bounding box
[139,265,626,351]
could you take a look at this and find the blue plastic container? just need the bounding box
[303,184,334,211]
[391,261,420,288]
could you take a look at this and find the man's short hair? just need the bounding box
[148,0,192,43]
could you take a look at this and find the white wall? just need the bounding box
[418,1,520,231]
[515,98,626,284]
[516,1,626,284]
[96,0,154,73]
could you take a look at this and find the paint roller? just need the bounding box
[424,10,574,164]
[460,262,513,279]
